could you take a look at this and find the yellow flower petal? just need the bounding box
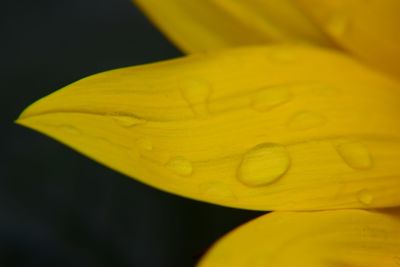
[17,45,400,211]
[133,0,332,53]
[295,0,400,78]
[198,209,400,267]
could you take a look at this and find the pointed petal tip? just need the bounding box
[16,105,36,122]
[15,101,41,126]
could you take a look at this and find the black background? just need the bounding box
[2,1,262,266]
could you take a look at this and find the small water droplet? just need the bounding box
[111,115,147,127]
[136,137,152,151]
[251,85,292,112]
[165,156,193,176]
[180,78,211,117]
[287,111,325,130]
[238,143,290,187]
[200,183,236,200]
[326,12,349,37]
[357,189,373,205]
[336,141,372,169]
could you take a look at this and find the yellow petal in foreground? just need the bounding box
[17,45,400,211]
[133,0,332,53]
[295,0,400,78]
[199,209,400,267]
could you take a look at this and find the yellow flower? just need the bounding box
[17,1,400,266]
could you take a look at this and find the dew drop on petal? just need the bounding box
[357,189,374,206]
[336,141,372,169]
[111,115,147,127]
[180,78,212,117]
[287,111,325,131]
[238,143,290,187]
[251,85,292,112]
[165,156,193,176]
[136,137,153,151]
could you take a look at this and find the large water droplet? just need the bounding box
[336,141,372,169]
[238,143,290,187]
[200,183,236,201]
[111,115,146,127]
[287,111,325,130]
[165,156,193,176]
[136,137,153,151]
[251,85,292,112]
[180,78,211,117]
[357,189,373,205]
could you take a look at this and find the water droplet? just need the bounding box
[357,189,373,205]
[136,137,152,151]
[180,78,211,117]
[238,143,290,187]
[326,12,349,37]
[336,141,372,169]
[251,85,292,112]
[111,114,146,127]
[200,183,236,200]
[287,111,325,130]
[165,156,193,176]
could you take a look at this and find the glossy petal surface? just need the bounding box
[133,0,332,53]
[296,0,400,78]
[17,45,400,210]
[199,209,400,266]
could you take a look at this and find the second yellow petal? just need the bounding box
[199,209,400,266]
[296,0,400,79]
[133,0,332,53]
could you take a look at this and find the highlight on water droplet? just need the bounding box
[200,182,236,201]
[287,111,325,131]
[180,78,212,117]
[110,114,147,127]
[238,143,290,187]
[165,156,193,176]
[336,140,372,169]
[136,137,153,151]
[251,85,292,112]
[357,189,373,206]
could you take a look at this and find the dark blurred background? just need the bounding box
[1,1,262,266]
